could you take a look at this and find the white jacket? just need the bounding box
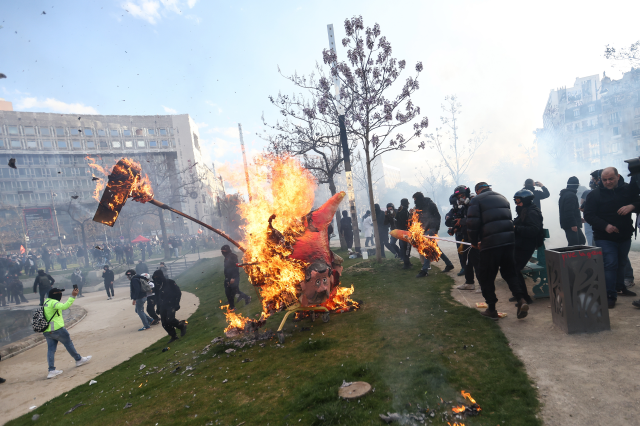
[362,216,374,238]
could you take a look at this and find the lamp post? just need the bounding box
[50,190,63,250]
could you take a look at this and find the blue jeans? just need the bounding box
[39,287,51,306]
[44,327,81,371]
[583,222,594,246]
[420,230,453,271]
[135,297,152,328]
[595,239,631,301]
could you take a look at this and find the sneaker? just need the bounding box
[480,309,499,320]
[475,287,482,293]
[443,265,455,273]
[516,299,529,319]
[618,288,637,297]
[47,369,63,379]
[415,270,428,278]
[150,319,160,326]
[76,356,92,367]
[456,283,475,290]
[632,300,640,308]
[180,321,187,337]
[608,299,616,309]
[168,336,179,344]
[457,268,465,276]
[0,377,5,384]
[138,327,150,331]
[625,279,635,288]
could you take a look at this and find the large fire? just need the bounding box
[220,154,359,336]
[390,210,442,261]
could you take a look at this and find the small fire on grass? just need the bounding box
[451,390,481,417]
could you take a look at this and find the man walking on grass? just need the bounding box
[152,269,186,343]
[221,245,251,311]
[126,269,154,331]
[43,287,91,379]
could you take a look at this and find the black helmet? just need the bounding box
[453,185,468,196]
[514,189,534,206]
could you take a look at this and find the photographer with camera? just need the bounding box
[446,185,472,280]
[523,179,550,211]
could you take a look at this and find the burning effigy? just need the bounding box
[89,154,359,343]
[390,210,443,261]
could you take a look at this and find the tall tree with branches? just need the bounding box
[426,95,487,186]
[605,40,640,67]
[321,16,429,261]
[262,82,358,249]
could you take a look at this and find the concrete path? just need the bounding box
[0,289,199,424]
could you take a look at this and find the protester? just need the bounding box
[523,179,550,211]
[136,259,149,275]
[126,269,153,331]
[509,189,541,305]
[412,192,455,278]
[41,247,52,272]
[140,273,160,325]
[58,250,68,270]
[384,203,400,257]
[467,182,529,320]
[10,274,28,305]
[221,245,251,311]
[375,203,397,258]
[42,287,92,379]
[33,269,55,306]
[152,269,185,343]
[559,176,586,246]
[580,172,599,246]
[362,211,374,247]
[446,187,478,290]
[102,265,115,300]
[158,261,169,278]
[396,198,413,269]
[339,210,354,250]
[70,269,85,297]
[584,167,639,309]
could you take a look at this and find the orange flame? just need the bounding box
[461,390,477,405]
[86,156,109,202]
[447,423,465,426]
[323,285,359,312]
[452,406,466,413]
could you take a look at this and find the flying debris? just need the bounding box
[78,117,81,120]
[8,158,16,169]
[94,246,103,250]
[42,11,46,15]
[92,176,100,181]
[0,73,6,79]
[71,195,79,199]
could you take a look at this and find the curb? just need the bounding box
[0,306,88,361]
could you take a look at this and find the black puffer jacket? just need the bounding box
[414,196,441,232]
[514,203,543,252]
[466,190,515,251]
[396,200,411,231]
[584,180,640,242]
[558,188,582,230]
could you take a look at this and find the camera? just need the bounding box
[624,157,640,177]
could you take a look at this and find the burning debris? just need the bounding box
[390,210,442,261]
[451,390,481,418]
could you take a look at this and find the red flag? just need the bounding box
[20,245,25,254]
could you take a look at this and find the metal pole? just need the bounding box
[238,123,253,202]
[327,24,361,253]
[50,190,63,250]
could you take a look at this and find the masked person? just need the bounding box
[10,274,28,305]
[33,269,55,306]
[523,179,550,211]
[70,269,85,297]
[340,211,354,250]
[102,265,115,300]
[42,287,91,379]
[383,203,400,257]
[412,192,455,278]
[141,273,160,325]
[446,186,471,277]
[126,269,154,331]
[396,198,413,269]
[509,189,542,305]
[559,176,586,246]
[467,182,529,320]
[221,245,251,311]
[152,269,185,343]
[375,203,397,258]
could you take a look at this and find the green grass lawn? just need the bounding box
[9,251,540,426]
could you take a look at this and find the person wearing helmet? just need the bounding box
[509,189,542,305]
[446,186,472,280]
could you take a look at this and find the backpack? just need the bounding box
[140,278,153,293]
[38,275,50,288]
[32,303,59,333]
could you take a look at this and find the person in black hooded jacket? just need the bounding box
[511,189,543,305]
[396,198,412,268]
[152,269,185,343]
[559,176,586,246]
[412,192,454,277]
[375,203,398,258]
[384,203,400,256]
[339,211,354,250]
[466,182,529,320]
[523,179,550,211]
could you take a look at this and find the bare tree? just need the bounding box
[321,16,429,261]
[416,162,450,208]
[426,95,487,186]
[64,200,97,266]
[605,40,640,67]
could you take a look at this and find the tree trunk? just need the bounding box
[364,146,382,262]
[158,210,170,260]
[328,176,347,250]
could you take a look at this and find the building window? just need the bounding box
[56,127,65,136]
[149,140,157,147]
[86,141,95,149]
[70,128,80,136]
[98,129,106,136]
[99,140,109,148]
[159,128,167,136]
[137,140,145,148]
[84,128,93,136]
[122,129,131,137]
[73,141,82,149]
[27,140,38,149]
[135,129,144,136]
[42,140,53,149]
[170,128,174,135]
[0,139,4,148]
[42,168,52,177]
[573,110,580,117]
[611,112,620,123]
[41,127,51,136]
[125,141,133,148]
[58,140,67,148]
[11,140,21,148]
[148,128,155,135]
[612,143,619,153]
[71,168,80,176]
[110,129,119,137]
[8,125,18,135]
[24,126,35,135]
[613,127,620,136]
[588,105,595,113]
[161,140,169,147]
[112,141,121,148]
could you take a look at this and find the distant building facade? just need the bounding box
[536,68,640,168]
[0,110,223,248]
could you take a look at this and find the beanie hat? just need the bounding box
[567,176,580,189]
[475,182,491,193]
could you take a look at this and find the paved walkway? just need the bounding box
[0,289,199,424]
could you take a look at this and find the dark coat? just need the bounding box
[445,204,470,239]
[584,180,640,242]
[340,216,353,235]
[466,190,515,251]
[156,278,181,311]
[524,184,550,211]
[514,204,543,252]
[33,272,54,292]
[136,262,149,275]
[414,197,441,232]
[223,252,240,283]
[395,206,410,231]
[102,269,114,284]
[129,275,146,300]
[558,188,582,230]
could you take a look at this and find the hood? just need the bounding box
[559,188,577,197]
